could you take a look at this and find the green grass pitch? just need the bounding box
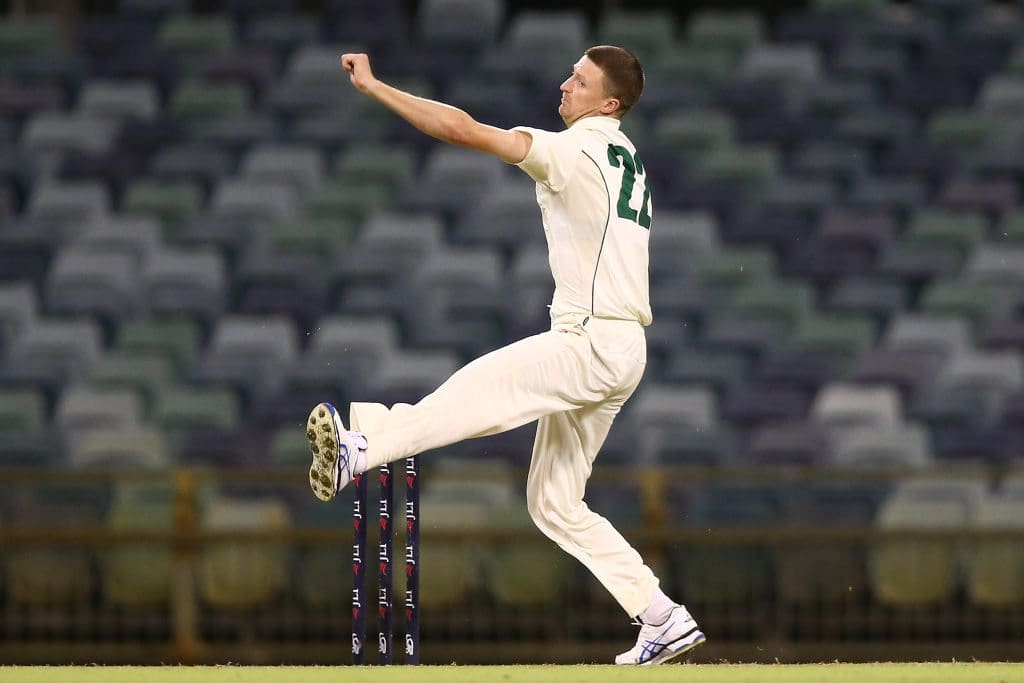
[1,664,1020,683]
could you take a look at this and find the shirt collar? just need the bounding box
[569,115,621,132]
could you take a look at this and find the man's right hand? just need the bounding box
[340,53,377,95]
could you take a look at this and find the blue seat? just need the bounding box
[723,384,810,432]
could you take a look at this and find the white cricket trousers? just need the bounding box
[348,313,659,618]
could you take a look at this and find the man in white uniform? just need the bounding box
[306,45,705,665]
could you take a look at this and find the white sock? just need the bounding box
[638,585,678,626]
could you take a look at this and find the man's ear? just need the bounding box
[601,98,621,115]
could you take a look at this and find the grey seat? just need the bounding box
[630,384,718,431]
[738,43,822,85]
[196,315,299,398]
[366,349,461,405]
[149,144,233,191]
[191,112,279,157]
[46,247,141,321]
[964,244,1024,285]
[266,45,357,116]
[508,245,554,335]
[0,282,38,345]
[2,318,102,388]
[56,384,144,441]
[883,313,972,360]
[403,147,504,214]
[827,276,909,322]
[419,0,503,51]
[502,10,587,74]
[27,181,110,237]
[936,350,1023,405]
[666,348,748,397]
[977,75,1024,115]
[833,423,933,468]
[22,112,118,160]
[142,246,227,323]
[73,216,160,264]
[211,178,299,225]
[289,315,400,389]
[811,383,903,442]
[332,212,443,293]
[76,79,159,121]
[245,14,318,55]
[649,211,719,281]
[790,140,869,187]
[403,247,506,356]
[240,143,324,197]
[454,176,541,250]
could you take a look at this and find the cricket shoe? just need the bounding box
[306,402,367,502]
[614,605,705,665]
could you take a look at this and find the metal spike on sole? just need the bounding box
[307,402,342,502]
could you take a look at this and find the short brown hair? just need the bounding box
[585,45,644,118]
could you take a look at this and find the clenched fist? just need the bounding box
[340,53,377,94]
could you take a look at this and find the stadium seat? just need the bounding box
[74,216,160,264]
[0,282,38,344]
[630,384,718,431]
[685,10,764,54]
[195,315,299,399]
[115,317,200,371]
[812,383,902,440]
[68,425,169,469]
[672,483,784,605]
[1,318,103,390]
[365,349,461,406]
[101,489,174,606]
[418,0,504,52]
[121,179,199,235]
[871,481,981,606]
[56,384,143,441]
[665,348,749,398]
[199,495,292,608]
[920,279,1017,330]
[832,423,933,468]
[744,422,831,466]
[906,209,986,255]
[170,79,250,124]
[142,245,227,324]
[638,423,737,466]
[46,247,142,323]
[155,384,242,446]
[965,244,1024,285]
[241,143,324,197]
[4,499,98,606]
[786,314,875,369]
[76,80,159,121]
[968,495,1024,605]
[88,351,176,408]
[777,482,886,604]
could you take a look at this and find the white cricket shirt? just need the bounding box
[512,115,653,326]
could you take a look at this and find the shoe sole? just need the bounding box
[307,402,344,502]
[643,628,706,666]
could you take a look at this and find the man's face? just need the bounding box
[558,56,617,126]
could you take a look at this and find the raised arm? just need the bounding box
[341,53,532,165]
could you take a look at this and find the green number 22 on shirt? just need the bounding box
[607,144,651,229]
